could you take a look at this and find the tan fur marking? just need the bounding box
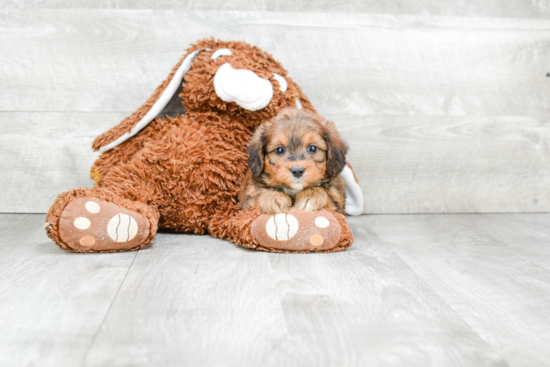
[248,190,292,214]
[295,187,332,212]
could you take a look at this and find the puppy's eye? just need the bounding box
[307,145,318,154]
[275,146,286,155]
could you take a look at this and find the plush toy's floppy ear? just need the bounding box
[93,50,203,153]
[341,163,364,216]
[246,125,267,177]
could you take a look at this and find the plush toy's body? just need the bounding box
[45,39,363,253]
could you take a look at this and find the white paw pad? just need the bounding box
[266,213,299,241]
[85,201,100,213]
[315,216,330,228]
[108,214,138,242]
[74,217,91,230]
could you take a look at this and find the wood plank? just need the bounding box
[82,233,290,366]
[264,221,507,367]
[0,112,125,213]
[4,213,550,365]
[334,114,550,214]
[460,214,550,271]
[365,213,550,367]
[0,10,548,117]
[82,218,506,366]
[2,112,548,214]
[0,214,137,367]
[3,0,550,19]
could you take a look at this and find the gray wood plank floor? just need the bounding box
[2,213,549,367]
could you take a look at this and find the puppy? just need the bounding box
[239,108,348,214]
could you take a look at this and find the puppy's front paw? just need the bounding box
[260,191,292,214]
[295,188,329,212]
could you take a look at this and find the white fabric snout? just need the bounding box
[213,63,273,111]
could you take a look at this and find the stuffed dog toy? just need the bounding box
[45,38,364,253]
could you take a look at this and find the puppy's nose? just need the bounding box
[291,165,305,178]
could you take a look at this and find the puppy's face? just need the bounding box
[264,126,327,191]
[247,108,348,191]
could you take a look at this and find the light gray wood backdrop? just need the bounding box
[0,5,549,214]
[4,0,550,18]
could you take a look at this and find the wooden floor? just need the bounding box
[1,214,549,367]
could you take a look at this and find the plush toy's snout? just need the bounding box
[213,63,274,111]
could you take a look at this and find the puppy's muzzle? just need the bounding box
[291,165,305,178]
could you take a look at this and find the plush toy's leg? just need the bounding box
[209,205,353,253]
[45,188,159,253]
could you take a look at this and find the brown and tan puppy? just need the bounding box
[239,108,348,215]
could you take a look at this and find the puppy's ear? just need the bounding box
[247,125,266,177]
[321,118,348,178]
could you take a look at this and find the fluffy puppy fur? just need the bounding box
[239,108,348,214]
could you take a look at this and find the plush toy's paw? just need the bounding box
[56,197,151,252]
[250,207,342,252]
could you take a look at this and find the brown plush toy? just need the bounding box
[45,38,364,253]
